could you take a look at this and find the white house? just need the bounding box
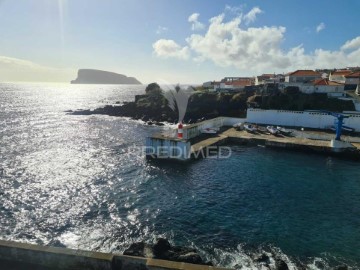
[313,78,345,93]
[213,79,253,92]
[255,74,273,85]
[285,70,322,83]
[255,74,285,85]
[345,72,360,90]
[329,70,352,83]
[279,79,345,96]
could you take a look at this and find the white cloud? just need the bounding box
[188,13,205,31]
[156,26,168,35]
[224,5,245,15]
[243,7,263,25]
[0,56,75,82]
[152,39,190,60]
[153,9,360,74]
[186,14,289,70]
[316,22,325,33]
[341,36,360,50]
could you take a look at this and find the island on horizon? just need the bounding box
[71,69,142,85]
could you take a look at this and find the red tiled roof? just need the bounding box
[225,80,252,86]
[313,79,344,86]
[331,70,352,76]
[287,70,321,76]
[345,71,360,78]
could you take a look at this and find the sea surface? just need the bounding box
[0,83,359,269]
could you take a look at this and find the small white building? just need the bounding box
[329,70,352,83]
[255,74,273,85]
[255,74,285,85]
[285,70,322,83]
[213,77,253,92]
[279,79,345,96]
[345,72,360,87]
[313,78,345,93]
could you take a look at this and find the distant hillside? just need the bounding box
[71,69,141,85]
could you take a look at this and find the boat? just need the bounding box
[201,128,218,134]
[233,122,243,130]
[276,126,292,135]
[257,126,268,134]
[244,124,258,133]
[267,126,279,135]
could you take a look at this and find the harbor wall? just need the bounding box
[247,109,360,131]
[145,137,191,160]
[0,240,229,270]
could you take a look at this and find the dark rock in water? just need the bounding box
[147,121,154,125]
[154,122,165,126]
[177,252,203,265]
[123,242,146,257]
[254,253,270,264]
[153,238,171,258]
[275,258,289,270]
[123,238,210,266]
[333,265,348,270]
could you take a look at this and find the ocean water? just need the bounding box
[0,83,360,269]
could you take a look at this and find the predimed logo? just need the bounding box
[162,84,194,124]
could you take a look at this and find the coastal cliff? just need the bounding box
[70,82,355,125]
[70,83,248,124]
[71,69,141,85]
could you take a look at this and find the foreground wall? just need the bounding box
[247,109,360,131]
[145,137,191,160]
[0,240,229,270]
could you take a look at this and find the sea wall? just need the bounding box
[145,137,191,160]
[247,109,360,131]
[0,240,229,270]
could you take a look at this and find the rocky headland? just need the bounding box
[70,83,248,124]
[71,69,141,85]
[69,83,355,125]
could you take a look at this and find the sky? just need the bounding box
[0,0,360,84]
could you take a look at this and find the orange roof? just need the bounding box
[225,80,252,86]
[288,70,321,76]
[313,79,344,86]
[331,70,352,76]
[345,71,360,78]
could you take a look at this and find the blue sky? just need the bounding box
[0,0,359,83]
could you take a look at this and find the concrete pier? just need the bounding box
[0,240,230,270]
[145,117,360,161]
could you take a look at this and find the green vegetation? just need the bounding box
[259,92,355,112]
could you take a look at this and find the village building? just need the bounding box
[285,70,322,83]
